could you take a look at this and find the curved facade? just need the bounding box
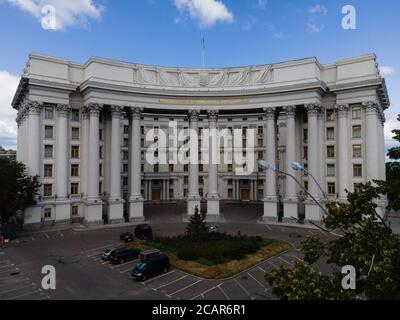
[12,53,390,228]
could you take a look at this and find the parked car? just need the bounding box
[134,224,153,240]
[208,225,218,233]
[102,248,126,261]
[110,248,141,264]
[131,254,170,281]
[120,232,134,243]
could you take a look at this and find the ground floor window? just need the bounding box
[327,182,336,195]
[44,208,52,219]
[71,205,79,216]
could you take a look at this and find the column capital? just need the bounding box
[283,105,296,117]
[305,103,322,116]
[334,104,349,117]
[110,105,123,117]
[207,109,219,121]
[131,106,143,120]
[87,103,102,116]
[263,107,276,120]
[362,100,380,114]
[188,110,200,121]
[25,100,43,115]
[82,106,90,120]
[56,104,71,117]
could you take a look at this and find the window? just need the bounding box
[44,208,52,219]
[123,176,128,186]
[71,127,80,140]
[228,164,233,172]
[99,164,102,177]
[352,125,362,139]
[43,184,52,197]
[44,126,53,139]
[352,106,361,119]
[304,181,308,191]
[44,107,54,120]
[326,127,335,140]
[141,126,145,135]
[99,129,103,141]
[199,189,203,197]
[123,138,129,147]
[353,164,362,177]
[123,151,128,160]
[154,164,159,173]
[123,164,128,173]
[99,182,102,194]
[258,139,263,147]
[71,206,79,216]
[227,179,233,186]
[71,146,79,158]
[327,146,335,158]
[184,164,188,172]
[327,164,336,177]
[184,176,188,184]
[71,109,80,122]
[141,139,145,147]
[71,183,79,195]
[169,164,174,172]
[141,164,144,172]
[44,145,53,158]
[184,189,188,197]
[258,151,263,160]
[258,117,263,121]
[303,146,308,159]
[44,164,53,177]
[258,126,263,135]
[199,176,204,185]
[258,179,264,186]
[327,182,336,195]
[228,189,233,198]
[99,146,102,159]
[124,125,129,135]
[326,109,334,121]
[169,179,174,186]
[71,164,79,177]
[169,189,174,199]
[353,145,362,158]
[303,129,308,142]
[354,183,362,193]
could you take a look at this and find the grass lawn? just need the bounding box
[128,234,292,279]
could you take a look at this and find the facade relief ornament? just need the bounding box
[207,109,219,121]
[305,103,322,116]
[87,103,102,116]
[334,104,349,117]
[56,104,71,117]
[361,101,379,113]
[188,110,200,122]
[82,106,90,120]
[26,100,43,114]
[283,105,296,118]
[110,105,123,117]
[131,106,144,120]
[263,107,276,120]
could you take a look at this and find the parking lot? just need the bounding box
[1,222,335,300]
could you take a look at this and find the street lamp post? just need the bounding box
[258,160,329,217]
[291,161,327,199]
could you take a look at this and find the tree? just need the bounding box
[0,158,41,224]
[186,206,208,241]
[265,183,400,300]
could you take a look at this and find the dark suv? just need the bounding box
[134,224,153,240]
[110,248,141,264]
[131,254,170,281]
[102,248,126,261]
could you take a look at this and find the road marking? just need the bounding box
[167,280,202,297]
[247,272,269,290]
[257,266,267,273]
[101,261,111,265]
[58,230,64,237]
[110,259,139,269]
[143,270,176,284]
[44,233,50,239]
[266,225,272,231]
[190,286,218,300]
[267,260,278,268]
[6,289,41,300]
[0,284,33,295]
[0,264,14,269]
[154,275,188,290]
[218,285,230,300]
[120,267,135,274]
[288,254,303,262]
[81,243,119,254]
[278,256,294,266]
[233,279,254,299]
[308,230,316,235]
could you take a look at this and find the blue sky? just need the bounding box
[0,0,399,152]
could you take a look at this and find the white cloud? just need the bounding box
[257,0,267,10]
[6,0,103,30]
[308,22,323,33]
[309,4,328,15]
[0,70,19,150]
[380,66,396,77]
[273,31,284,39]
[173,0,234,28]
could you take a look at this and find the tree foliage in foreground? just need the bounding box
[0,158,41,224]
[266,183,400,300]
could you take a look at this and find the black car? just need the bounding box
[134,224,153,240]
[131,254,170,281]
[102,247,126,261]
[110,248,141,264]
[120,232,134,243]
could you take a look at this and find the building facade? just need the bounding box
[12,53,389,228]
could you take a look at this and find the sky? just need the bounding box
[0,0,399,154]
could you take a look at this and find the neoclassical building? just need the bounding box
[12,53,389,228]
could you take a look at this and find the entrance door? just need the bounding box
[152,189,161,202]
[241,189,250,202]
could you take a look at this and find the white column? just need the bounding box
[81,107,89,198]
[283,105,298,220]
[336,104,350,200]
[263,107,279,220]
[305,104,323,221]
[129,107,144,221]
[24,101,42,227]
[206,109,220,218]
[55,104,71,223]
[85,103,103,225]
[108,105,124,223]
[187,110,201,215]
